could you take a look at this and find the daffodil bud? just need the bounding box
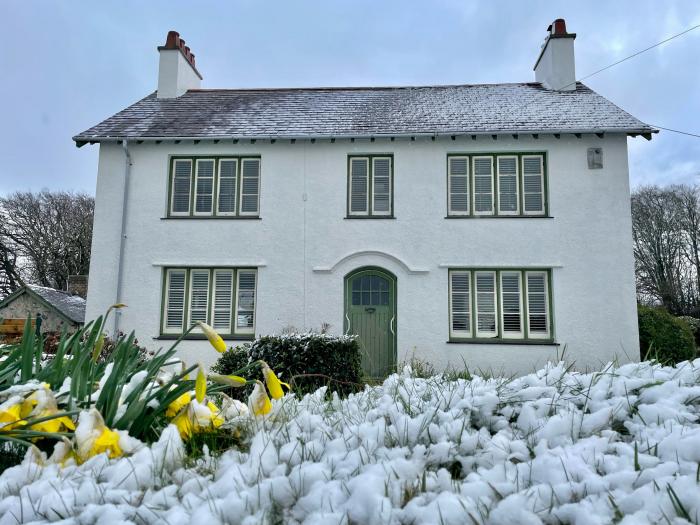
[196,321,227,353]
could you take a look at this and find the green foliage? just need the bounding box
[247,333,362,395]
[677,316,700,348]
[402,356,437,378]
[638,305,696,364]
[211,344,253,401]
[0,316,198,446]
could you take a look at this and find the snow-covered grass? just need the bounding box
[1,359,700,524]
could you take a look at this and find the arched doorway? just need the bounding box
[344,267,397,378]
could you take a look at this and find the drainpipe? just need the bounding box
[114,140,132,335]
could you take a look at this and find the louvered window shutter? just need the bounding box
[450,271,471,337]
[372,157,392,215]
[475,271,497,337]
[171,160,192,215]
[473,157,494,215]
[500,272,523,338]
[522,156,545,215]
[240,159,261,215]
[217,159,238,215]
[163,269,187,333]
[497,156,519,215]
[349,158,369,215]
[194,160,215,214]
[236,270,257,333]
[211,270,234,333]
[188,269,210,327]
[448,157,469,215]
[526,272,550,337]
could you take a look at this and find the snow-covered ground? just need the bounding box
[1,359,699,524]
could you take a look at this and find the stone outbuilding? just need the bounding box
[0,285,86,341]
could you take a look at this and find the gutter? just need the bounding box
[114,140,132,335]
[73,128,658,145]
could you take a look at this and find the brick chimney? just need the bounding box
[533,19,576,91]
[157,31,202,98]
[67,275,88,298]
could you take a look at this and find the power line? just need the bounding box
[566,23,700,138]
[571,23,700,88]
[647,124,700,139]
[511,22,700,138]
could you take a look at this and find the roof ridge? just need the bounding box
[185,82,551,93]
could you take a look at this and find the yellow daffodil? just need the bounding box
[195,365,207,403]
[261,363,290,400]
[29,410,75,434]
[249,380,272,416]
[0,402,23,430]
[18,386,74,436]
[171,400,224,440]
[90,426,122,459]
[209,374,247,388]
[76,409,123,462]
[166,392,191,418]
[196,321,227,353]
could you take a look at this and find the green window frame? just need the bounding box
[167,156,261,217]
[161,267,258,338]
[446,152,548,217]
[448,268,553,342]
[347,154,394,217]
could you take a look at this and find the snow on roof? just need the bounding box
[26,285,86,324]
[73,82,653,143]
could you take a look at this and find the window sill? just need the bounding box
[344,216,396,220]
[154,334,255,341]
[444,215,553,219]
[161,216,261,220]
[447,338,559,346]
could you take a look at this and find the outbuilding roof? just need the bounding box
[73,82,654,144]
[0,285,86,325]
[26,286,86,324]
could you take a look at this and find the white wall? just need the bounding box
[86,134,640,374]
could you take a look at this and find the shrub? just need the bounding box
[638,305,696,364]
[247,333,362,395]
[211,344,253,401]
[677,316,700,349]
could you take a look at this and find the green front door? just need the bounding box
[344,267,396,378]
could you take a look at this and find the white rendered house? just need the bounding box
[76,20,654,375]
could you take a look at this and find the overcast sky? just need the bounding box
[1,1,699,195]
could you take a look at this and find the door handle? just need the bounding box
[345,313,350,334]
[390,316,395,335]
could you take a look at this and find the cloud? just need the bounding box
[1,0,698,193]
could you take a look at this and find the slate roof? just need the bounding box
[26,285,86,324]
[74,82,654,143]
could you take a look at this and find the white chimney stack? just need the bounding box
[533,19,576,91]
[157,31,202,98]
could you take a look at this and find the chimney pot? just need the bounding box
[552,19,567,35]
[165,30,180,48]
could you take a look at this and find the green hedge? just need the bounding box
[638,305,696,364]
[247,333,362,395]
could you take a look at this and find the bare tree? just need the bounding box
[0,191,94,295]
[631,186,690,314]
[0,235,23,297]
[673,184,700,307]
